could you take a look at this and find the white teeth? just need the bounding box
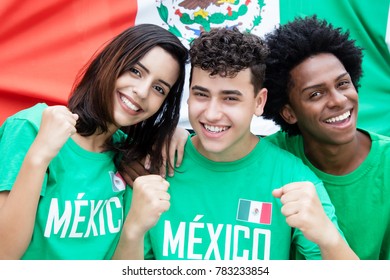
[325,111,351,123]
[120,95,140,111]
[204,124,228,133]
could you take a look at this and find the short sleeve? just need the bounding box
[0,117,48,193]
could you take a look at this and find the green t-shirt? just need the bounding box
[126,135,342,260]
[265,129,390,259]
[0,103,127,259]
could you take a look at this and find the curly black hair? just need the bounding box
[189,27,269,94]
[263,15,364,136]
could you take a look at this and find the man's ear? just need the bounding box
[254,88,268,117]
[280,104,298,124]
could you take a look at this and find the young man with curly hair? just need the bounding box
[115,27,358,260]
[262,15,390,259]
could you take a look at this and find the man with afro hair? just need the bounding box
[263,15,390,259]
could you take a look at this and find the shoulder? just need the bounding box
[264,131,303,153]
[260,138,320,181]
[261,137,303,163]
[4,103,48,128]
[1,103,48,133]
[361,128,390,151]
[364,129,390,142]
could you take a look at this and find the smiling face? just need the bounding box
[282,53,358,146]
[188,67,267,162]
[112,46,180,128]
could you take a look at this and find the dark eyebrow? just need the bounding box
[137,62,172,89]
[301,72,349,93]
[221,90,243,96]
[191,85,243,96]
[191,85,209,92]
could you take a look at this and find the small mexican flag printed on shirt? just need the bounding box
[236,199,272,225]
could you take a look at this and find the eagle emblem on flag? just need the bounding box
[155,0,266,46]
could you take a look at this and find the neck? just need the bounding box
[303,130,371,175]
[71,131,114,153]
[192,133,259,162]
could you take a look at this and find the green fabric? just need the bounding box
[128,136,344,260]
[0,104,127,259]
[265,129,390,259]
[279,0,390,136]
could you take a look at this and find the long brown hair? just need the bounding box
[68,24,188,173]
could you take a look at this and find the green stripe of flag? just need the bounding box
[237,199,251,221]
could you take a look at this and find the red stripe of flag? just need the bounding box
[260,203,272,224]
[0,0,137,124]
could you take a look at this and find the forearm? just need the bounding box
[319,226,359,260]
[0,145,50,259]
[112,223,146,260]
[112,175,170,259]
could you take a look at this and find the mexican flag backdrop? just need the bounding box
[1,0,389,135]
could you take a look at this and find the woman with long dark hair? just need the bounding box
[0,24,188,259]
